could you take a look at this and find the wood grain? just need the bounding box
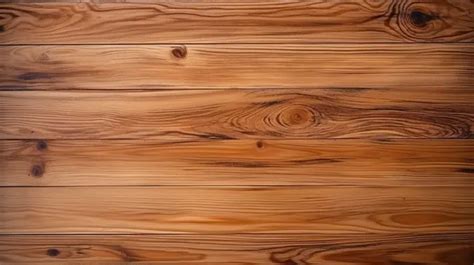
[1,1,473,44]
[0,233,472,264]
[1,44,473,90]
[0,186,472,234]
[1,89,472,140]
[0,139,473,187]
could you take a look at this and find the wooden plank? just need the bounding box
[0,234,472,264]
[1,44,473,90]
[1,1,473,44]
[0,186,472,234]
[0,89,472,140]
[0,139,473,187]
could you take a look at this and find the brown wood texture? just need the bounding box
[0,234,473,264]
[1,44,473,90]
[0,186,472,234]
[1,1,474,264]
[1,1,473,44]
[0,139,473,187]
[0,89,472,140]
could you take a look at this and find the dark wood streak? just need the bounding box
[458,168,474,174]
[17,72,51,81]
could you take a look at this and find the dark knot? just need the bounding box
[171,46,187,59]
[410,10,434,27]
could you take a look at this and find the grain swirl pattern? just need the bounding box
[0,186,472,234]
[0,234,472,264]
[0,1,473,44]
[0,89,472,139]
[1,44,472,90]
[0,139,472,186]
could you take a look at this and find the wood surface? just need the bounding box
[0,233,473,264]
[0,186,473,234]
[0,89,473,140]
[1,0,473,264]
[1,1,473,44]
[0,139,473,186]
[1,44,473,90]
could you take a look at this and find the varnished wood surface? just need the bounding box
[0,186,472,234]
[1,89,472,140]
[1,1,473,44]
[1,139,473,187]
[1,0,473,263]
[1,44,473,90]
[0,233,473,264]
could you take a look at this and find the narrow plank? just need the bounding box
[0,186,472,234]
[0,234,472,264]
[1,1,473,44]
[0,139,473,187]
[0,89,472,139]
[1,44,473,90]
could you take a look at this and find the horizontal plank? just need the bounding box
[1,44,473,90]
[0,139,473,186]
[0,186,472,234]
[0,234,473,264]
[0,89,472,139]
[1,1,473,44]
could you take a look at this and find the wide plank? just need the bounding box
[0,233,473,264]
[1,1,473,44]
[1,44,473,90]
[0,186,472,234]
[0,139,473,187]
[0,89,472,139]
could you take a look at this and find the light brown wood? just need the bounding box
[1,1,474,263]
[0,233,472,264]
[0,186,472,234]
[1,89,472,140]
[1,1,473,44]
[1,44,473,90]
[0,139,472,187]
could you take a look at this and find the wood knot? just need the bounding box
[281,106,316,128]
[36,140,48,151]
[38,53,50,62]
[410,10,433,27]
[256,140,264,149]
[31,164,44,178]
[47,248,60,257]
[171,46,187,59]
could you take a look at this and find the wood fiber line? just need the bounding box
[1,44,473,90]
[0,186,472,234]
[0,233,473,264]
[0,89,472,140]
[0,1,473,44]
[0,139,473,187]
